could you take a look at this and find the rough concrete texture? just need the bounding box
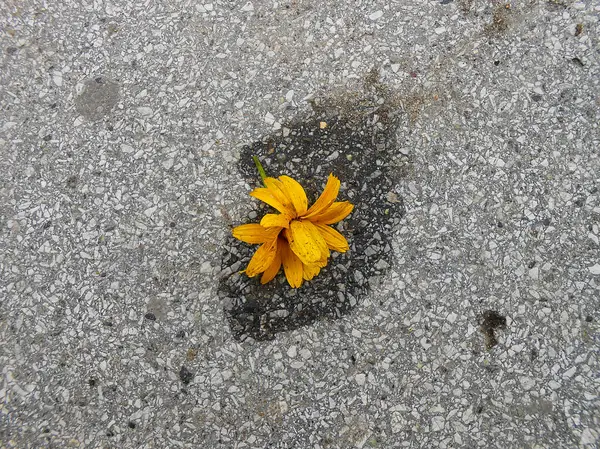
[1,0,599,448]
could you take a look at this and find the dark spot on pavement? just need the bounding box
[144,312,156,321]
[66,175,78,188]
[484,363,500,373]
[530,347,539,361]
[570,57,584,67]
[531,94,542,102]
[75,76,120,121]
[479,310,507,349]
[219,84,408,341]
[179,365,194,384]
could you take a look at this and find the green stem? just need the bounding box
[252,155,267,184]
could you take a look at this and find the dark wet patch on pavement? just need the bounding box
[218,87,409,341]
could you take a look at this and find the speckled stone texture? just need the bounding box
[1,1,599,448]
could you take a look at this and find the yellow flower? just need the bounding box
[232,174,354,288]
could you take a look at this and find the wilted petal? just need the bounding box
[314,256,329,268]
[302,174,340,219]
[280,239,303,288]
[264,177,295,216]
[261,246,282,284]
[302,263,321,281]
[279,175,308,216]
[260,213,290,229]
[245,238,278,277]
[314,223,349,252]
[250,187,295,217]
[311,201,354,225]
[232,224,281,244]
[287,220,330,265]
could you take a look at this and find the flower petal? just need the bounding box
[261,245,282,284]
[250,187,295,217]
[245,238,278,277]
[314,256,328,268]
[314,223,349,252]
[280,239,303,288]
[302,173,340,219]
[232,224,281,244]
[287,220,330,265]
[260,213,290,229]
[302,263,321,281]
[300,255,328,269]
[279,175,308,216]
[264,177,296,217]
[311,201,354,225]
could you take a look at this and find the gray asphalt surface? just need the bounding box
[1,0,599,448]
